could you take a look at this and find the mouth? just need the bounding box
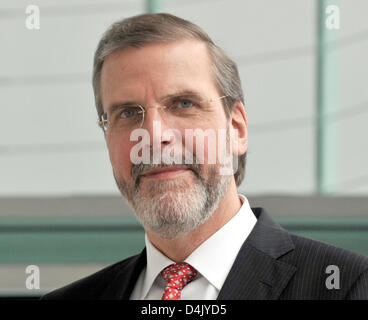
[141,166,192,180]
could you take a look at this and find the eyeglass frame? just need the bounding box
[97,95,229,133]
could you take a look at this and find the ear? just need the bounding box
[229,101,248,156]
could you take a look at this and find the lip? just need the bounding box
[141,167,191,179]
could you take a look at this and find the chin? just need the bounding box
[142,177,193,195]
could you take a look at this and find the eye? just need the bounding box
[177,99,194,109]
[119,106,140,119]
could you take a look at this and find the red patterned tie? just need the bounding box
[161,262,197,300]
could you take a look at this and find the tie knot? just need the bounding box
[161,262,197,300]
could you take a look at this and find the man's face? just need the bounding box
[100,40,234,238]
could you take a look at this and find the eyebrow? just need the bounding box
[106,90,204,115]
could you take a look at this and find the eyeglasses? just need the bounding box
[97,95,228,133]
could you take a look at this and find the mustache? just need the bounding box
[131,154,203,187]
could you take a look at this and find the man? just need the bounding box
[42,13,368,300]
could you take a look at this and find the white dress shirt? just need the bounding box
[129,194,257,300]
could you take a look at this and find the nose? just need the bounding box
[141,106,173,150]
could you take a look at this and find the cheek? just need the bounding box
[190,116,227,164]
[107,137,134,179]
[185,129,222,166]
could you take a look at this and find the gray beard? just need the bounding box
[114,164,231,239]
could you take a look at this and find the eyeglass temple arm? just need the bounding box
[208,95,228,103]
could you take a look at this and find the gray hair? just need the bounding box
[92,13,246,187]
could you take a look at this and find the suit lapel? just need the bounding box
[101,247,147,299]
[217,208,297,300]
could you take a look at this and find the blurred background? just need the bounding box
[1,0,367,297]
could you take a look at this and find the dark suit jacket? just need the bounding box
[41,208,368,300]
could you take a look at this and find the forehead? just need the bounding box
[100,40,219,110]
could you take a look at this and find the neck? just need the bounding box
[146,180,242,262]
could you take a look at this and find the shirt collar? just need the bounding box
[141,194,257,298]
[141,236,175,299]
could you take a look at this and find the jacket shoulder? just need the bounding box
[281,232,368,299]
[41,253,142,300]
[288,232,368,269]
